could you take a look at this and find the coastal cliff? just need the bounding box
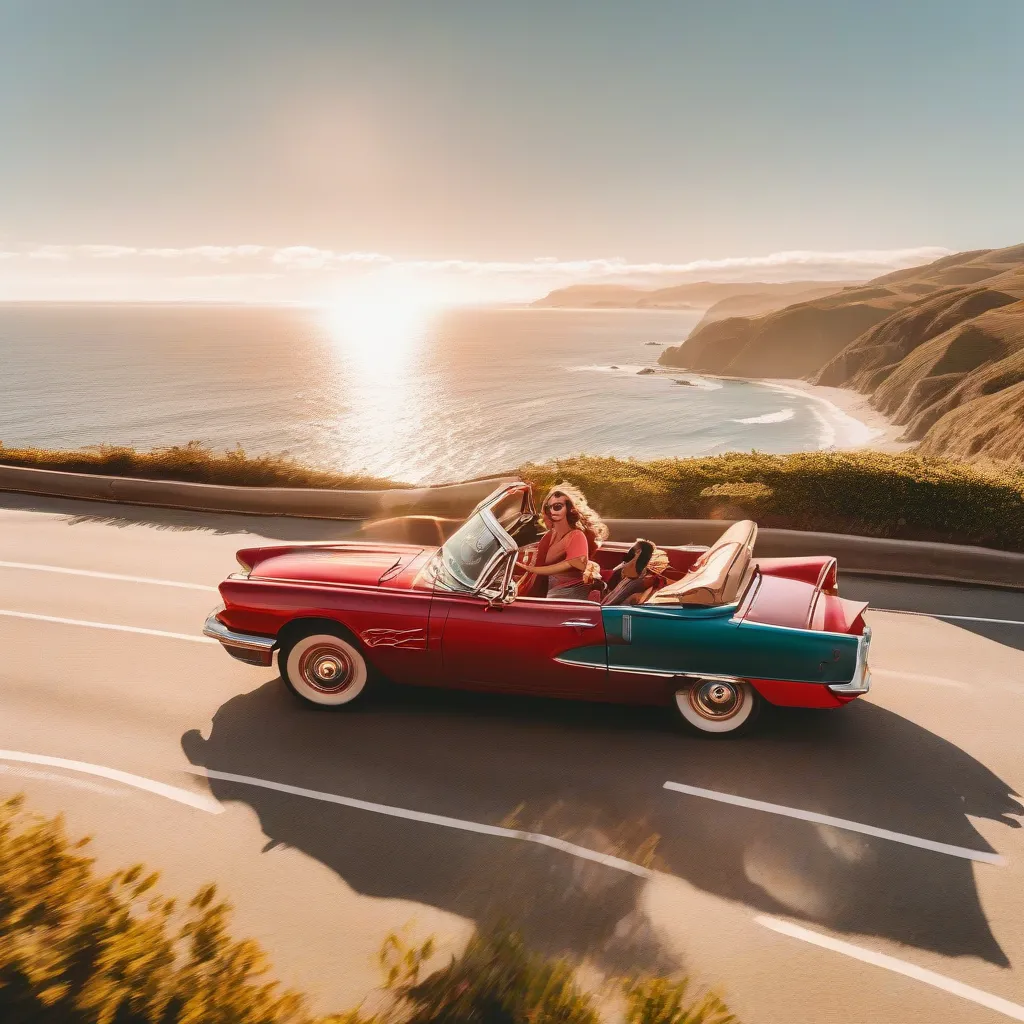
[659,245,1024,463]
[532,279,852,311]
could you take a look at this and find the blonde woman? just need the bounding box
[516,483,608,600]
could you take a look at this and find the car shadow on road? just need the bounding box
[182,679,1022,972]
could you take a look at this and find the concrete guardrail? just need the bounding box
[0,463,515,521]
[1,463,1021,589]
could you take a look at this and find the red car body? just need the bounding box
[204,485,872,735]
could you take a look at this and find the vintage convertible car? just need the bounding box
[203,482,871,735]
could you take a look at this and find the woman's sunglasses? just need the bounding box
[544,501,567,513]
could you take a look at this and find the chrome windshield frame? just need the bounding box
[433,505,519,597]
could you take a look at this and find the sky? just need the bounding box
[1,0,1022,303]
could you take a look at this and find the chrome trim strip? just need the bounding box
[621,614,632,643]
[203,611,276,652]
[553,657,607,671]
[606,664,676,679]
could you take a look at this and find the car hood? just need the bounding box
[237,542,427,588]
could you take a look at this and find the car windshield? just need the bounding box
[434,511,506,593]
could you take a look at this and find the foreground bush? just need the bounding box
[522,451,1024,551]
[0,796,737,1024]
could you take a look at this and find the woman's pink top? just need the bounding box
[544,528,590,597]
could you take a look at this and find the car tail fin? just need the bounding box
[817,594,868,635]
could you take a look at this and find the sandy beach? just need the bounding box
[760,377,914,453]
[648,366,914,454]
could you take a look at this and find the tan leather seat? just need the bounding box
[648,520,757,607]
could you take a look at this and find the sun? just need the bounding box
[321,281,437,375]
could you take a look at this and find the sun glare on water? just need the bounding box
[319,284,441,478]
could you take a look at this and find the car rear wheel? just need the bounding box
[280,630,371,708]
[673,676,760,735]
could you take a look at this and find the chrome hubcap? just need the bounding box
[689,678,742,720]
[301,645,353,693]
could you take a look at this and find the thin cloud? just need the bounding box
[4,243,954,301]
[27,245,73,261]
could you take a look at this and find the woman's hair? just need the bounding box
[541,482,609,542]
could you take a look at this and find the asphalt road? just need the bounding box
[2,491,1023,1023]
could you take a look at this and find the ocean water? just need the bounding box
[0,303,874,484]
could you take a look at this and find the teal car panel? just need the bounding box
[601,604,859,685]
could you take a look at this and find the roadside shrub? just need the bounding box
[394,931,598,1024]
[0,796,739,1024]
[10,439,1016,549]
[0,440,405,491]
[521,451,1024,551]
[622,976,738,1024]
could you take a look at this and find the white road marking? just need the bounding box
[757,916,1024,1022]
[0,608,217,644]
[186,767,652,878]
[876,607,1024,627]
[0,762,128,798]
[0,750,223,814]
[663,781,1005,865]
[0,560,217,592]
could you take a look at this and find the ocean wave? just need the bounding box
[732,408,795,425]
[681,376,723,391]
[758,380,882,449]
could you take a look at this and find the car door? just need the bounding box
[437,591,607,699]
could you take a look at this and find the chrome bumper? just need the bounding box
[828,626,872,695]
[203,608,276,665]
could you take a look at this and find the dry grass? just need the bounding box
[3,441,1022,551]
[0,440,405,490]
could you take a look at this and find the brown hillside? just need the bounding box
[917,378,1024,462]
[660,244,1024,462]
[814,287,1018,390]
[692,282,852,327]
[661,300,890,377]
[533,279,855,310]
[659,246,1024,378]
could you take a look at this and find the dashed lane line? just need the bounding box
[185,766,653,878]
[664,781,1005,865]
[0,750,223,814]
[0,560,218,591]
[757,917,1024,1022]
[0,608,217,643]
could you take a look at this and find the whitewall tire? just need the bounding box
[281,632,370,708]
[674,677,760,735]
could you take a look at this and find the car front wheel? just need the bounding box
[280,631,371,708]
[673,676,760,736]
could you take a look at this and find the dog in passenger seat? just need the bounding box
[593,539,669,605]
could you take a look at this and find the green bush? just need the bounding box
[521,451,1024,551]
[622,976,738,1024]
[10,440,1014,549]
[0,796,739,1024]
